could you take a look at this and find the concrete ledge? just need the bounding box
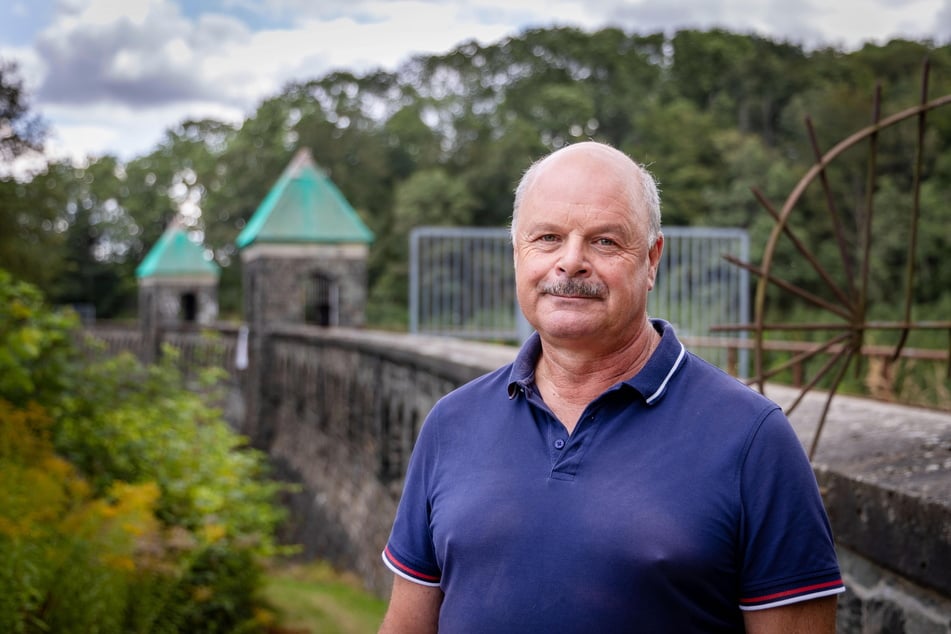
[268,324,518,386]
[822,469,951,596]
[89,323,951,624]
[273,329,951,602]
[265,328,951,596]
[765,384,951,599]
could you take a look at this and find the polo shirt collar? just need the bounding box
[506,319,687,405]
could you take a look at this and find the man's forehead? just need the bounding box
[518,197,640,233]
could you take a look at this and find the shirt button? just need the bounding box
[554,439,566,450]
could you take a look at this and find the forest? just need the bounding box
[1,26,949,630]
[2,27,950,329]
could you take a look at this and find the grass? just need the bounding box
[262,561,387,634]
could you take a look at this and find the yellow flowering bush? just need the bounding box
[0,269,289,632]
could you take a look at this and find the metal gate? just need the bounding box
[409,226,749,375]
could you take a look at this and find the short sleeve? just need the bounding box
[737,408,845,610]
[381,411,442,587]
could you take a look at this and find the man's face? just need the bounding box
[513,150,662,349]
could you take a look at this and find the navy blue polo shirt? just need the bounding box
[383,319,844,632]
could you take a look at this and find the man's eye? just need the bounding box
[540,234,559,242]
[596,238,617,246]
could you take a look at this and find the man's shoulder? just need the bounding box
[672,350,783,421]
[434,363,515,411]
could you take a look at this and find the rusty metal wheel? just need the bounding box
[718,59,951,459]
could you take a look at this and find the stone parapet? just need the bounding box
[765,384,951,632]
[84,324,951,630]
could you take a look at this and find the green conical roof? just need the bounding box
[235,148,374,249]
[136,223,220,279]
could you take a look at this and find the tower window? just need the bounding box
[305,273,338,326]
[181,292,198,322]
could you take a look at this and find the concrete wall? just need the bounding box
[88,323,951,632]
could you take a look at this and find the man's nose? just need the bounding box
[557,238,589,277]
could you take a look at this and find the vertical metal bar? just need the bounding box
[427,233,436,332]
[409,229,420,334]
[892,59,930,362]
[423,233,431,332]
[474,236,482,332]
[692,233,700,337]
[441,235,448,332]
[454,235,461,330]
[738,231,751,378]
[858,85,882,345]
[805,117,857,301]
[461,235,469,333]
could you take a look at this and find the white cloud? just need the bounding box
[5,0,949,164]
[292,2,527,71]
[43,99,245,162]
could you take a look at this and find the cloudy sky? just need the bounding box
[2,0,950,165]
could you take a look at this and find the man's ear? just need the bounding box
[647,234,664,291]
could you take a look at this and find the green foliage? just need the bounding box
[0,59,46,162]
[1,29,949,341]
[0,269,79,406]
[0,398,165,634]
[0,169,67,301]
[0,269,287,633]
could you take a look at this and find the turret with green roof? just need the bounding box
[238,148,374,330]
[236,148,374,248]
[137,220,221,360]
[137,222,221,280]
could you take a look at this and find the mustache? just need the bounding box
[539,279,607,299]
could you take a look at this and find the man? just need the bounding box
[379,141,844,633]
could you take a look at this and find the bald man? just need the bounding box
[379,142,843,633]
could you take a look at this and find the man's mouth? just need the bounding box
[539,280,606,299]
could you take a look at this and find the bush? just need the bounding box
[0,269,288,632]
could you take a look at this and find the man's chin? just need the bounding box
[534,316,604,341]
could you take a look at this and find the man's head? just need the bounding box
[512,142,662,249]
[510,141,664,349]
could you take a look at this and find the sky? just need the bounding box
[2,0,950,167]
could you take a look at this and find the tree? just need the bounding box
[4,30,948,330]
[0,167,67,295]
[0,59,58,294]
[368,168,477,326]
[49,156,139,318]
[0,59,45,163]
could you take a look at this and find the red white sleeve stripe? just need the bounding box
[739,579,846,611]
[381,547,442,587]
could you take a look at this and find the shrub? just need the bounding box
[0,268,288,632]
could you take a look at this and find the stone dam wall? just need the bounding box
[88,323,951,633]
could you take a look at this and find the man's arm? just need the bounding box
[378,575,443,634]
[743,596,838,634]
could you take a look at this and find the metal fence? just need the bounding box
[409,226,749,375]
[409,227,531,342]
[651,227,750,375]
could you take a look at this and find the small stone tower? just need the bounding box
[136,220,220,359]
[235,148,374,331]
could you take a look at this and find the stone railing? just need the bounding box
[85,323,951,632]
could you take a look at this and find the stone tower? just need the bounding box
[235,148,374,331]
[136,220,220,360]
[235,148,374,447]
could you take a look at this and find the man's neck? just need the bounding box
[534,321,660,431]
